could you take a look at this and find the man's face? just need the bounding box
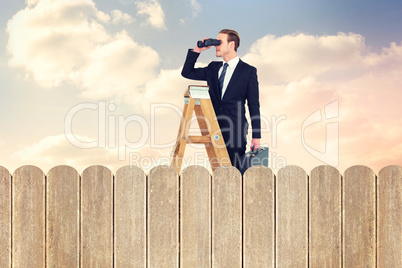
[216,33,231,58]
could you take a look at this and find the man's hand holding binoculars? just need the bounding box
[193,38,221,53]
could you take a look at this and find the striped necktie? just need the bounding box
[218,62,229,99]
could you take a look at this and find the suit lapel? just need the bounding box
[222,59,244,99]
[212,62,223,103]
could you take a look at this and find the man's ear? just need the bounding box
[229,41,235,50]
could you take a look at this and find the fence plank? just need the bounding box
[212,166,242,267]
[180,165,211,267]
[276,165,308,268]
[0,166,11,268]
[343,165,376,267]
[148,166,179,267]
[46,165,80,267]
[12,166,46,267]
[377,165,402,268]
[81,165,113,267]
[309,165,341,267]
[243,166,275,267]
[115,165,146,267]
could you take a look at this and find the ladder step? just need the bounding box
[187,136,211,144]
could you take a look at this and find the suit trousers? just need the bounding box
[218,116,248,170]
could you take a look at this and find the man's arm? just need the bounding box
[181,40,211,80]
[247,67,261,150]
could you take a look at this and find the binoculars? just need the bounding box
[197,38,221,48]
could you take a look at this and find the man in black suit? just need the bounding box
[181,29,261,170]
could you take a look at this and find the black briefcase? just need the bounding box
[238,146,269,175]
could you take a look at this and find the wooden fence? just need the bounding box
[0,164,400,267]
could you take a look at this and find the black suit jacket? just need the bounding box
[181,49,261,150]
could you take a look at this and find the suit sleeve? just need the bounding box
[181,49,208,81]
[246,67,261,139]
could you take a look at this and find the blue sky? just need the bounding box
[0,0,401,173]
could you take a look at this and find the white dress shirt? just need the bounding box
[218,56,240,99]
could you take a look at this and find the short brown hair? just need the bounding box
[219,29,240,51]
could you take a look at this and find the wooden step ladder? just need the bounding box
[171,85,231,174]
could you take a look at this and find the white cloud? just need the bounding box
[142,68,193,108]
[243,32,366,84]
[6,20,402,173]
[135,0,166,29]
[7,0,159,99]
[77,31,159,99]
[111,9,134,25]
[12,134,169,173]
[119,0,136,5]
[189,0,201,17]
[26,0,40,6]
[121,32,402,173]
[242,33,402,172]
[179,0,202,24]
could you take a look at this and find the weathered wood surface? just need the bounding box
[0,166,11,268]
[180,165,211,267]
[115,165,146,267]
[243,166,275,267]
[377,165,402,268]
[343,165,376,268]
[81,165,114,267]
[0,164,400,267]
[12,166,46,268]
[212,166,242,267]
[309,165,342,267]
[147,166,179,267]
[276,165,308,268]
[47,165,80,267]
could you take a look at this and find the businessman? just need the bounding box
[181,29,261,169]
